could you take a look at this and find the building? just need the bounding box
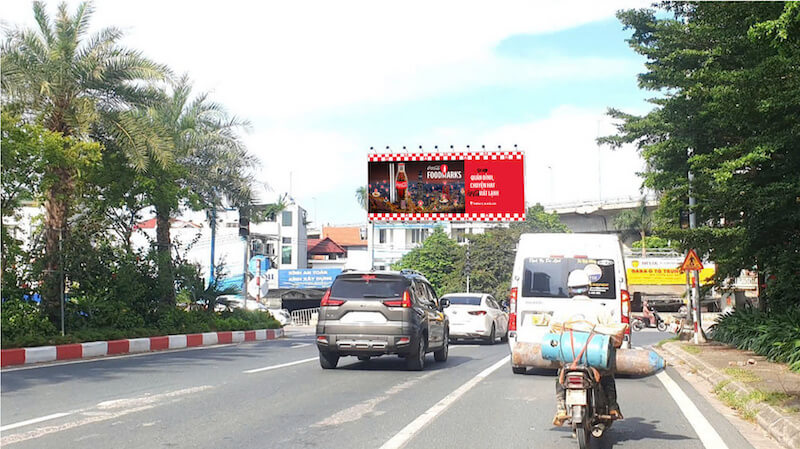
[367,221,504,270]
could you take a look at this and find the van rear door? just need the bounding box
[514,256,621,344]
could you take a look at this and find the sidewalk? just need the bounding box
[656,340,800,449]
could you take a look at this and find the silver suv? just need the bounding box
[315,270,450,370]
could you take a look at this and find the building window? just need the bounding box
[282,237,292,244]
[410,228,429,244]
[379,229,387,244]
[282,211,293,227]
[282,245,292,265]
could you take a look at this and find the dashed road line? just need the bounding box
[243,357,318,374]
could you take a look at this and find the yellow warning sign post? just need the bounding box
[679,249,704,272]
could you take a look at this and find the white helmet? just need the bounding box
[567,270,591,297]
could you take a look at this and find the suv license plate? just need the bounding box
[566,389,587,406]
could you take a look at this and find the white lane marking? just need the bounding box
[290,343,312,349]
[450,344,480,348]
[243,357,317,374]
[656,371,729,449]
[0,413,72,432]
[379,356,509,449]
[0,386,212,446]
[313,371,441,427]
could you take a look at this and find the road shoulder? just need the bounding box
[656,341,800,449]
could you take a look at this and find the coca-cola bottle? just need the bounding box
[396,163,408,209]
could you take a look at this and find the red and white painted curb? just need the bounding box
[1,328,284,368]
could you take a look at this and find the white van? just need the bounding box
[508,233,631,374]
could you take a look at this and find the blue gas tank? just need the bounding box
[541,332,613,370]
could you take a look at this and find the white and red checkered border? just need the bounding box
[368,213,525,222]
[368,151,524,162]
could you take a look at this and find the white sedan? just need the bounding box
[442,293,509,344]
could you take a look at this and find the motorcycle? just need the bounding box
[631,311,667,332]
[562,365,619,449]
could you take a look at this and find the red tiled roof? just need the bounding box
[307,238,321,251]
[308,237,346,255]
[322,226,367,247]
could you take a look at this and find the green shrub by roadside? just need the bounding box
[711,306,800,373]
[0,306,281,349]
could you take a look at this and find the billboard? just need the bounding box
[625,257,716,285]
[367,151,525,221]
[278,268,342,289]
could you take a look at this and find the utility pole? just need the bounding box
[209,206,216,285]
[59,228,65,336]
[465,236,471,293]
[688,149,706,344]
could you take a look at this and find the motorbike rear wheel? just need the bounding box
[657,321,668,332]
[576,425,589,449]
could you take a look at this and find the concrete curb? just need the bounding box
[0,328,285,368]
[656,341,800,449]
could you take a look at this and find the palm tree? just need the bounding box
[1,1,169,321]
[143,76,252,303]
[355,186,368,210]
[614,197,654,257]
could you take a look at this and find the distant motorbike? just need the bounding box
[561,365,618,448]
[631,312,667,332]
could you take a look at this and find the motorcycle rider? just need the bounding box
[551,269,623,426]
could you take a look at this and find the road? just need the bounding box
[1,328,756,449]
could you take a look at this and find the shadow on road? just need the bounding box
[335,355,473,372]
[551,417,693,448]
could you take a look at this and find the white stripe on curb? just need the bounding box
[232,331,245,343]
[380,356,510,449]
[255,329,267,340]
[202,332,218,346]
[128,338,150,353]
[25,346,57,364]
[81,342,107,358]
[656,370,729,449]
[168,335,187,349]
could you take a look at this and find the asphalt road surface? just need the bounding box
[1,328,755,449]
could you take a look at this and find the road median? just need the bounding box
[1,328,284,368]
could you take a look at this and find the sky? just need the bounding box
[3,0,656,226]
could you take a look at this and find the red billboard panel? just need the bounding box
[367,151,525,222]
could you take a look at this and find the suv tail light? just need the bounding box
[468,310,487,316]
[566,373,586,388]
[508,287,518,331]
[383,290,411,308]
[620,289,631,335]
[320,289,345,307]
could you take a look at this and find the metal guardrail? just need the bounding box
[290,307,320,326]
[623,248,684,258]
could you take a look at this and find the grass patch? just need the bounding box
[713,379,731,393]
[723,367,761,383]
[713,385,756,421]
[682,344,702,355]
[749,390,792,406]
[656,336,679,348]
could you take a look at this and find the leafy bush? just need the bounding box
[1,299,58,342]
[711,306,800,372]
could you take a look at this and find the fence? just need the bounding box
[290,307,320,326]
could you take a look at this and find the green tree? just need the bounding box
[355,186,367,210]
[139,76,252,303]
[613,197,654,257]
[391,227,463,294]
[601,2,800,309]
[1,1,168,322]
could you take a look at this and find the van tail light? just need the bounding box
[566,373,586,388]
[508,287,518,331]
[384,290,411,308]
[468,310,487,316]
[620,289,631,335]
[320,289,345,307]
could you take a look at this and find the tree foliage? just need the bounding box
[602,2,800,309]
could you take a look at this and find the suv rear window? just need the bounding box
[330,274,410,299]
[445,296,482,306]
[521,257,616,299]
